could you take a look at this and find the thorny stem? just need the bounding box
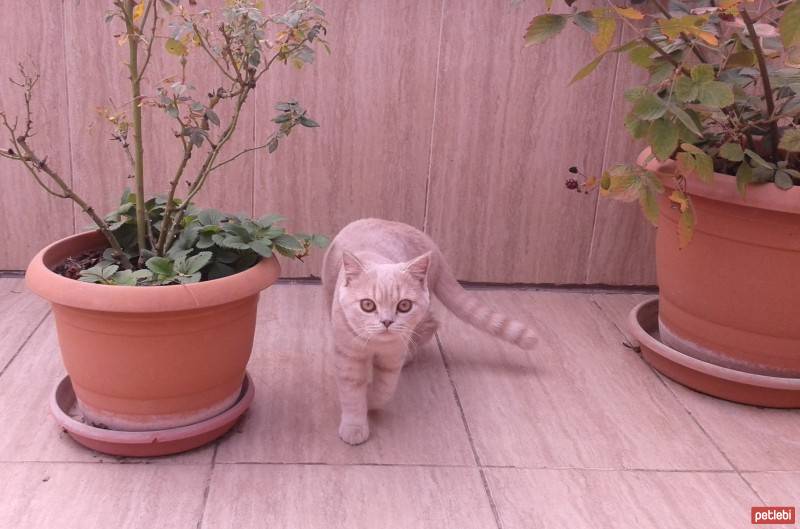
[740,8,780,159]
[154,141,193,255]
[123,0,148,266]
[136,0,157,83]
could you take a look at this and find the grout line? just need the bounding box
[0,310,50,380]
[587,296,768,505]
[421,0,447,234]
[583,27,626,284]
[435,332,504,529]
[2,459,792,473]
[194,443,219,529]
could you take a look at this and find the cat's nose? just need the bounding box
[381,319,393,328]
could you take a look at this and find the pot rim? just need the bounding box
[637,148,800,215]
[25,230,281,313]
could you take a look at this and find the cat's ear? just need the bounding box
[403,252,431,286]
[342,251,365,285]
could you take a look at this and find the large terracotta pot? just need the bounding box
[26,230,280,431]
[639,150,800,377]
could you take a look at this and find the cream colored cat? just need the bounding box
[322,218,537,445]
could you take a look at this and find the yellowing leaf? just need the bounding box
[668,190,690,212]
[779,0,800,48]
[658,15,706,40]
[693,30,718,46]
[165,38,188,56]
[132,2,145,22]
[592,9,617,53]
[614,6,645,20]
[678,196,695,249]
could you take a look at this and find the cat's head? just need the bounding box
[337,251,432,343]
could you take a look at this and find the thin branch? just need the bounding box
[136,0,158,82]
[163,86,252,252]
[192,23,238,82]
[209,139,270,173]
[740,8,779,159]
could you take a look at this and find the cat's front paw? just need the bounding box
[338,421,370,445]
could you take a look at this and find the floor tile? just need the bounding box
[487,468,759,529]
[436,289,730,470]
[593,291,800,472]
[215,284,475,465]
[0,317,213,464]
[664,383,800,471]
[202,464,497,529]
[0,462,209,529]
[0,278,50,369]
[743,472,800,506]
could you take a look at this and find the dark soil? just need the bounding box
[54,247,107,280]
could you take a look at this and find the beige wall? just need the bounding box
[0,1,656,285]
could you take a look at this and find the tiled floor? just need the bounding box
[0,277,798,529]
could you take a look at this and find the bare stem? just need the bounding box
[123,0,148,265]
[740,8,779,159]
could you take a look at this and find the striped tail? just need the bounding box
[433,260,538,350]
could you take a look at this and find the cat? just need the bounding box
[321,218,538,445]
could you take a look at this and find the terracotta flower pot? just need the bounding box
[26,230,280,431]
[638,149,800,378]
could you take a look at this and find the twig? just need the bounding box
[191,23,238,82]
[740,8,779,159]
[650,0,707,63]
[209,139,271,172]
[136,0,157,83]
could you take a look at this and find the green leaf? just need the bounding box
[690,64,715,84]
[697,81,734,108]
[779,0,800,48]
[736,162,753,198]
[632,93,668,121]
[572,11,597,34]
[775,170,795,190]
[258,213,286,227]
[524,14,567,46]
[779,129,800,152]
[298,116,319,128]
[668,106,702,138]
[101,264,119,280]
[198,208,225,226]
[744,149,775,169]
[674,76,698,102]
[694,152,714,183]
[624,113,648,139]
[146,256,174,276]
[719,142,745,162]
[647,118,679,161]
[273,234,303,252]
[184,252,212,274]
[628,45,654,68]
[249,240,273,257]
[311,234,330,248]
[570,55,605,84]
[207,262,235,281]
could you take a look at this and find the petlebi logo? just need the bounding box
[752,507,796,525]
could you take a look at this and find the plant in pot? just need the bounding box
[0,0,329,455]
[524,0,800,406]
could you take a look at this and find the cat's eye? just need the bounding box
[397,299,413,313]
[360,299,376,313]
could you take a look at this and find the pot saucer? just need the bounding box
[629,299,800,408]
[50,372,254,457]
